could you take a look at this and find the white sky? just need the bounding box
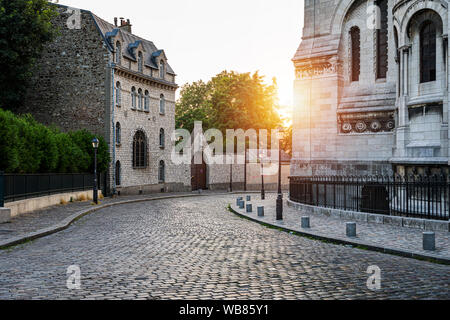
[57,0,304,107]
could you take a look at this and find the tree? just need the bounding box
[0,0,58,110]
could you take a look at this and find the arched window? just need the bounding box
[115,41,121,65]
[159,160,165,183]
[144,90,149,112]
[160,94,165,114]
[115,161,121,186]
[133,131,147,168]
[376,0,388,79]
[160,60,165,79]
[420,21,437,83]
[350,26,360,82]
[159,128,165,148]
[138,89,143,110]
[138,51,143,73]
[115,122,121,145]
[115,82,121,106]
[131,87,136,109]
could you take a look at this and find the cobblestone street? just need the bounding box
[0,194,448,300]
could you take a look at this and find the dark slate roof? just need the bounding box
[91,13,176,75]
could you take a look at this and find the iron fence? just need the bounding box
[0,172,106,204]
[289,175,450,221]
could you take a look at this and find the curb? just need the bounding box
[0,191,264,250]
[228,205,450,265]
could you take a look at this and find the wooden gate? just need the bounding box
[191,159,207,191]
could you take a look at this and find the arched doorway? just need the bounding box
[191,157,207,191]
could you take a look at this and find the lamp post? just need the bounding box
[260,151,265,200]
[92,138,99,204]
[276,127,284,220]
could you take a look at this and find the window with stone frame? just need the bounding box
[133,131,147,168]
[115,122,121,145]
[160,94,165,114]
[115,82,121,106]
[138,51,143,73]
[116,41,122,65]
[159,128,165,148]
[350,26,360,82]
[376,0,388,79]
[420,21,437,83]
[159,160,165,183]
[115,161,121,186]
[138,89,143,110]
[131,87,137,109]
[144,90,150,112]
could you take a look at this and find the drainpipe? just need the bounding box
[109,58,117,195]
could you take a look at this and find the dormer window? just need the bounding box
[115,41,122,65]
[160,60,165,79]
[138,52,143,73]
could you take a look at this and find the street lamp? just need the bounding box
[92,137,99,205]
[260,150,265,200]
[276,127,284,220]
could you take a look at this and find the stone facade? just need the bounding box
[23,4,191,194]
[292,0,450,177]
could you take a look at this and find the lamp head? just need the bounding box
[92,137,100,149]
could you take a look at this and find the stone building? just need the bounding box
[291,0,450,177]
[23,4,190,194]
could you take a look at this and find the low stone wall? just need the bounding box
[5,190,103,218]
[287,199,449,232]
[116,182,191,195]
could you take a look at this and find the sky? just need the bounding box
[57,0,304,109]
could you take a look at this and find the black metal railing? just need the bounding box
[289,175,450,221]
[0,172,106,204]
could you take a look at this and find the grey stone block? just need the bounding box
[0,208,11,224]
[246,204,253,213]
[340,211,354,220]
[346,222,357,238]
[423,232,436,251]
[402,217,425,230]
[383,216,403,227]
[257,206,264,217]
[367,213,384,225]
[301,216,310,229]
[424,220,449,232]
[354,212,368,223]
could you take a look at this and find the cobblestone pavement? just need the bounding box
[233,195,450,260]
[0,194,448,300]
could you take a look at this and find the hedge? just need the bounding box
[0,108,110,174]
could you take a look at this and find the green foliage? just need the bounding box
[0,108,110,174]
[0,0,59,109]
[176,71,282,135]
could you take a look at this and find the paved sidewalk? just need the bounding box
[231,194,450,263]
[0,190,234,246]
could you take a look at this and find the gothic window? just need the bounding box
[350,26,360,82]
[131,87,136,109]
[144,90,149,112]
[159,128,165,148]
[138,51,143,73]
[115,122,121,145]
[115,161,121,186]
[159,160,165,183]
[420,21,437,83]
[115,82,121,106]
[160,60,165,79]
[116,41,121,65]
[138,89,143,110]
[133,131,147,168]
[160,94,165,114]
[376,0,388,79]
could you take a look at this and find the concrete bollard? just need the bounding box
[423,232,436,251]
[301,216,310,229]
[246,204,253,213]
[346,222,357,238]
[257,206,264,217]
[236,197,243,205]
[246,195,251,202]
[239,201,245,209]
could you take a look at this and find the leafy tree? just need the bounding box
[0,108,20,172]
[0,0,58,109]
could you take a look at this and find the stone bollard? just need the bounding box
[246,204,253,213]
[346,222,357,238]
[236,197,243,206]
[423,232,436,251]
[257,206,264,217]
[239,201,245,209]
[301,216,310,229]
[246,195,251,201]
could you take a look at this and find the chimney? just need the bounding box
[118,18,132,34]
[114,17,118,27]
